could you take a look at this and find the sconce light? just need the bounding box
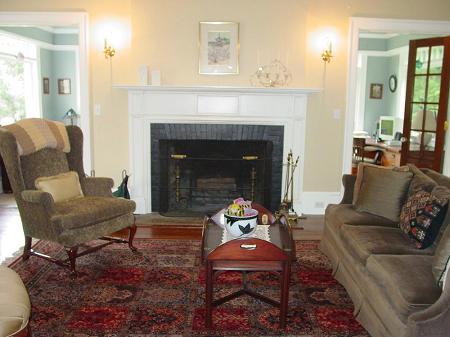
[64,108,79,126]
[321,39,333,63]
[103,38,116,59]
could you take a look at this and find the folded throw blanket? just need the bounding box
[4,118,70,156]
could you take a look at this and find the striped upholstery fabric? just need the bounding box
[4,118,70,156]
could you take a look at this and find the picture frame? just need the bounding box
[370,83,383,99]
[199,21,239,75]
[58,78,71,95]
[42,77,49,95]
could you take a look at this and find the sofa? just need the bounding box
[0,266,30,337]
[320,165,450,337]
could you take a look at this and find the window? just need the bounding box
[0,33,40,125]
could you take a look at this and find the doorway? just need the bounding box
[0,11,91,171]
[344,17,450,177]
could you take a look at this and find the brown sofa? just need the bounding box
[320,169,450,337]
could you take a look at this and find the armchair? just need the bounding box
[0,122,137,276]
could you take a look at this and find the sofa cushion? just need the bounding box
[353,163,413,222]
[340,225,434,265]
[407,164,437,195]
[366,255,441,318]
[399,188,448,249]
[421,168,450,189]
[51,196,136,230]
[432,224,450,288]
[325,204,396,233]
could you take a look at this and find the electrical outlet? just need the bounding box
[333,109,341,119]
[94,104,101,116]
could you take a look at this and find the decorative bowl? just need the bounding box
[224,209,258,238]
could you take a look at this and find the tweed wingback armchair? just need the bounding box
[0,122,137,276]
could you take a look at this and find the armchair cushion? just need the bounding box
[51,196,135,230]
[35,171,84,202]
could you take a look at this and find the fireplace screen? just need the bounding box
[159,139,272,216]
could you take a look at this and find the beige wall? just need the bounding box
[1,0,450,191]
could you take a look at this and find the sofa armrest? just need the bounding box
[340,174,356,204]
[81,177,114,197]
[406,271,450,337]
[21,190,54,211]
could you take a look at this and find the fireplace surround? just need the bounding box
[117,85,321,214]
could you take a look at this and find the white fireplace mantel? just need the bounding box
[115,84,322,214]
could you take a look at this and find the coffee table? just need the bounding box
[201,206,295,329]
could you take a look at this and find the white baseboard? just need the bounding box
[298,192,342,215]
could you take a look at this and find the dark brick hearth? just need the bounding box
[150,123,284,213]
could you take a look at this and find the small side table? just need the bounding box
[205,238,291,329]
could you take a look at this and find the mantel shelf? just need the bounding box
[113,84,322,95]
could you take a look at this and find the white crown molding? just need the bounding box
[359,32,399,39]
[0,29,77,50]
[358,45,409,57]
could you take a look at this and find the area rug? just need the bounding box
[9,239,369,337]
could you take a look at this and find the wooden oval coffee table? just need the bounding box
[201,208,295,329]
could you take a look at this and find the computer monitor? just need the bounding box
[378,116,395,141]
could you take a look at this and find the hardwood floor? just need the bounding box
[0,193,325,264]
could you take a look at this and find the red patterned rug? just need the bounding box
[9,239,369,337]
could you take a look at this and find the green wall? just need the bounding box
[40,49,77,122]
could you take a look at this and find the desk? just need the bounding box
[364,139,401,167]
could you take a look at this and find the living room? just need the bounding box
[0,1,450,336]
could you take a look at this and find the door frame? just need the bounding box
[343,17,450,177]
[0,11,91,172]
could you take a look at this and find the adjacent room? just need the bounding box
[0,1,449,337]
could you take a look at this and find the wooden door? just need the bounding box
[401,37,450,171]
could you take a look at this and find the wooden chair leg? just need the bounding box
[22,236,32,261]
[128,224,137,252]
[66,246,79,277]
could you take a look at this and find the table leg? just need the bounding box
[279,261,291,329]
[205,261,214,329]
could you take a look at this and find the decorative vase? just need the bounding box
[224,209,258,238]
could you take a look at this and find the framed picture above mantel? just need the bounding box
[199,21,239,75]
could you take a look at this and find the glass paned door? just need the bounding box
[401,37,450,171]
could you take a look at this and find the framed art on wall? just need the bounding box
[199,21,239,75]
[43,77,49,94]
[58,78,71,95]
[370,83,383,99]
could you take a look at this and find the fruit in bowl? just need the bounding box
[224,199,258,237]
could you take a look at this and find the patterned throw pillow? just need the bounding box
[399,189,448,249]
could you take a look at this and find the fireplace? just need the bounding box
[150,123,284,214]
[119,85,319,214]
[159,139,272,215]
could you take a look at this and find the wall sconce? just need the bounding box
[321,39,333,63]
[103,38,115,59]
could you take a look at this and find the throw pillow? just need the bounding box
[35,171,84,203]
[353,163,413,222]
[432,224,450,288]
[399,188,448,249]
